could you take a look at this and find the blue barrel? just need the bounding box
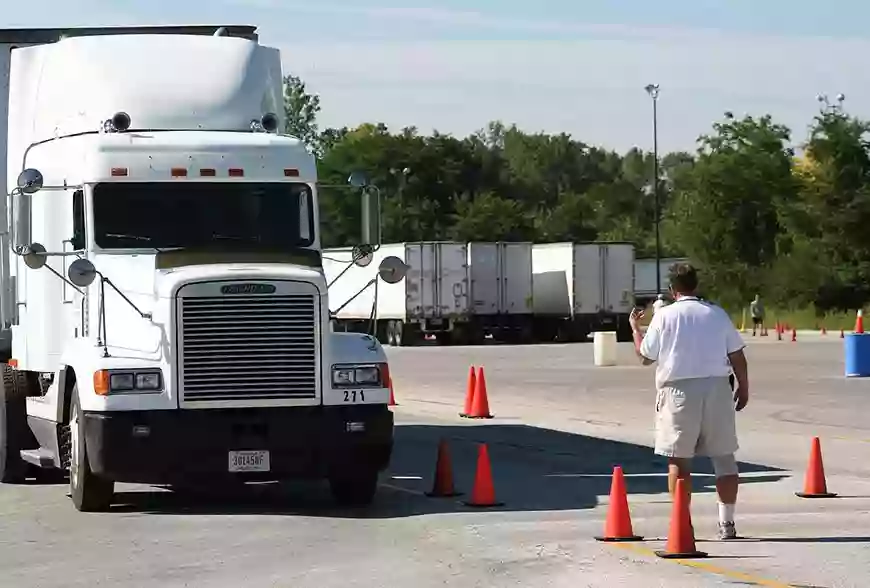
[845,333,870,377]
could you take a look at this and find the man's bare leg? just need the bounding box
[716,474,738,504]
[712,454,740,539]
[668,457,693,503]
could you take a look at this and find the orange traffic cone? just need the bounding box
[459,366,476,417]
[791,328,797,342]
[855,310,864,334]
[464,444,503,507]
[388,375,398,406]
[426,439,461,498]
[795,437,837,498]
[465,367,493,419]
[821,325,827,335]
[594,466,643,542]
[655,478,707,559]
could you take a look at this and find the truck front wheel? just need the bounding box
[69,388,114,512]
[328,469,379,507]
[0,365,28,483]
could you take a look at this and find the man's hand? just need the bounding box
[734,383,749,411]
[629,308,645,330]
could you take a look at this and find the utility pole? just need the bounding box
[645,83,662,295]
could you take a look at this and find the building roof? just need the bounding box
[0,25,258,44]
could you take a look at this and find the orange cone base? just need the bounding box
[594,534,644,542]
[795,491,837,498]
[426,489,462,498]
[655,549,708,559]
[460,413,494,419]
[463,499,504,508]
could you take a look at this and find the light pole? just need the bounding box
[817,93,845,114]
[390,167,411,237]
[645,83,662,296]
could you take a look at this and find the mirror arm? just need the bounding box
[326,245,377,290]
[327,260,355,289]
[14,250,84,258]
[43,264,85,295]
[99,274,153,320]
[330,278,376,316]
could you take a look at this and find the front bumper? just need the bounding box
[82,404,394,485]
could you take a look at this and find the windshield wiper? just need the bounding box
[104,233,178,253]
[211,234,261,243]
[106,233,153,242]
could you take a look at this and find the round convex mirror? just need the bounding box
[378,255,409,284]
[22,243,47,270]
[68,258,98,287]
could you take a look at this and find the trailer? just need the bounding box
[323,242,471,346]
[634,257,689,305]
[466,241,534,343]
[0,25,403,512]
[531,242,635,342]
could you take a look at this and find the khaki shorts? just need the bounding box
[655,376,739,458]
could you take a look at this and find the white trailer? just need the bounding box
[0,26,404,512]
[634,257,689,304]
[531,242,635,342]
[467,241,534,342]
[323,242,471,346]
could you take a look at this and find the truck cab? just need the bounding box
[0,26,404,511]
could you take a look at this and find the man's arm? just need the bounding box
[728,348,749,410]
[633,327,655,365]
[630,309,658,366]
[724,317,749,410]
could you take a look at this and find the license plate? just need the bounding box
[228,450,270,473]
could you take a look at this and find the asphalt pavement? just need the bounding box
[1,332,868,587]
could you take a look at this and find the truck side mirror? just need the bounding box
[12,169,43,252]
[378,255,408,284]
[347,171,381,248]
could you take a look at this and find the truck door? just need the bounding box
[63,190,87,338]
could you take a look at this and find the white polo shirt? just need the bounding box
[640,296,745,389]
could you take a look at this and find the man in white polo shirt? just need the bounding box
[629,263,749,540]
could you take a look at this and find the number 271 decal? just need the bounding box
[344,390,365,402]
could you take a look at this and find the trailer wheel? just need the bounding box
[69,386,114,512]
[0,365,31,484]
[388,320,411,347]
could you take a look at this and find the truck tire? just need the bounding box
[328,469,379,507]
[68,386,114,512]
[0,365,31,484]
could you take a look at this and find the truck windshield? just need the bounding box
[92,182,314,250]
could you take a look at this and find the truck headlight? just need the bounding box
[94,369,164,396]
[331,364,386,388]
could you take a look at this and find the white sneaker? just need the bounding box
[718,521,738,540]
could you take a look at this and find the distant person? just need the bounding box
[749,295,765,336]
[652,294,667,314]
[628,263,749,541]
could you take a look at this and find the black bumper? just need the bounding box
[82,405,394,485]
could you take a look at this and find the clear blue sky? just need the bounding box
[5,1,869,153]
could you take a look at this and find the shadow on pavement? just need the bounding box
[108,423,787,517]
[755,536,870,544]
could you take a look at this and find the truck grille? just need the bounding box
[179,292,318,402]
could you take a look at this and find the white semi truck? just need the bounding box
[0,26,406,512]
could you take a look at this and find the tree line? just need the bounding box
[283,75,870,313]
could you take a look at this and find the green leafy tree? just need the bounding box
[283,74,321,154]
[665,113,797,306]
